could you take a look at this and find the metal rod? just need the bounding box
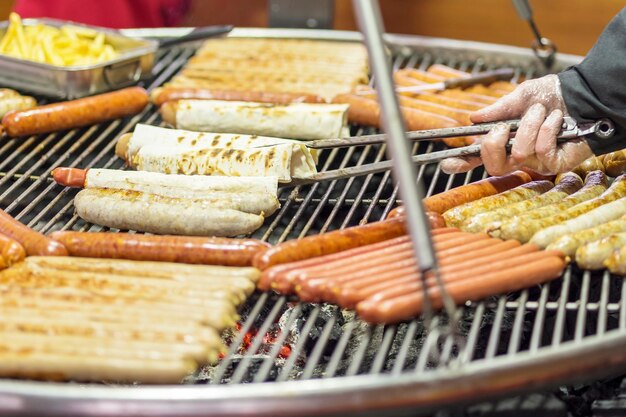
[353,0,442,329]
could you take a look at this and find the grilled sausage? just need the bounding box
[444,180,554,228]
[0,210,67,256]
[463,173,582,233]
[151,87,325,106]
[253,217,407,270]
[0,96,37,118]
[499,173,625,243]
[426,64,471,79]
[388,170,532,218]
[604,246,626,275]
[356,252,565,324]
[48,231,270,267]
[396,68,445,83]
[331,93,461,130]
[295,232,494,302]
[532,197,626,248]
[572,156,605,178]
[329,240,522,307]
[492,171,609,241]
[547,215,626,258]
[2,87,149,137]
[74,188,264,237]
[0,234,26,269]
[576,232,626,270]
[602,150,626,177]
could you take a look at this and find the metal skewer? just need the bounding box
[352,0,459,344]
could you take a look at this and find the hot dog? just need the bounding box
[426,64,471,79]
[48,231,270,267]
[151,87,326,107]
[444,180,554,228]
[332,93,461,130]
[0,210,67,256]
[294,233,494,301]
[256,234,412,291]
[395,68,445,84]
[387,170,533,218]
[356,252,565,324]
[253,217,407,270]
[2,87,149,137]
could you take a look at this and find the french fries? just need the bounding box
[0,13,119,66]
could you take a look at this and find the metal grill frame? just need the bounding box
[1,28,626,417]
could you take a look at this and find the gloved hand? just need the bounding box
[441,74,594,176]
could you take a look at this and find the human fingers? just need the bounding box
[440,156,483,174]
[534,109,564,173]
[480,123,520,176]
[510,103,547,164]
[470,83,528,124]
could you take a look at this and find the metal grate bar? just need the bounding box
[276,307,321,382]
[323,319,357,378]
[392,321,420,374]
[370,325,397,374]
[507,291,529,355]
[301,313,338,379]
[253,304,303,383]
[551,267,572,346]
[229,297,287,384]
[575,271,592,341]
[485,298,507,359]
[211,292,270,384]
[598,271,610,336]
[529,283,551,352]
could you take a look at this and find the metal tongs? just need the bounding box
[286,116,615,187]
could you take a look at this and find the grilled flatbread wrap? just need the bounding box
[86,168,278,195]
[117,124,317,181]
[161,99,350,140]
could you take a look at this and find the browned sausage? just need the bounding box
[47,231,270,267]
[51,167,88,188]
[151,87,326,107]
[2,87,149,137]
[396,68,445,83]
[387,170,533,218]
[602,150,626,177]
[0,234,26,269]
[426,64,471,79]
[572,156,605,178]
[0,210,67,256]
[295,232,492,302]
[332,93,461,130]
[253,216,407,270]
[357,252,565,324]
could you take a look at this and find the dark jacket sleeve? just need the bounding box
[558,7,626,155]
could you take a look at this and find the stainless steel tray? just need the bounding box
[0,18,158,99]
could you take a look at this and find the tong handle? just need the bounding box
[158,25,234,48]
[443,68,516,89]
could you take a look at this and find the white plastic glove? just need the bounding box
[441,74,594,176]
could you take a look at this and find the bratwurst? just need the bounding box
[74,188,264,237]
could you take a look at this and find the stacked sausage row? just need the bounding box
[0,256,259,383]
[392,153,626,273]
[255,226,565,324]
[332,64,516,148]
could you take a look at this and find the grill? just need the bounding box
[2,28,626,417]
